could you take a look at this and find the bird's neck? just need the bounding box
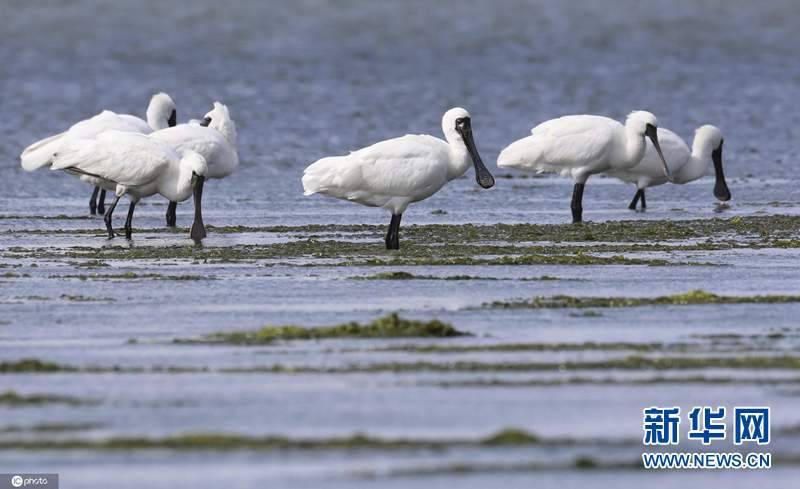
[163,160,195,202]
[446,135,470,180]
[147,112,169,131]
[674,136,714,183]
[623,126,647,167]
[211,118,237,145]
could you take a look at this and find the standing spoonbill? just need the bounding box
[497,111,671,223]
[302,107,495,250]
[607,125,731,210]
[20,92,177,215]
[50,131,208,241]
[151,102,238,236]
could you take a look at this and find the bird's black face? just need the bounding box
[200,116,212,127]
[644,123,671,180]
[168,109,177,127]
[712,140,731,201]
[454,117,495,189]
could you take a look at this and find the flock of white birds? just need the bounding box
[20,95,729,249]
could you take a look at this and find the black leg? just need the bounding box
[166,201,177,227]
[640,189,647,210]
[124,201,137,240]
[628,189,643,210]
[571,183,585,223]
[385,213,402,250]
[97,189,106,215]
[89,187,99,215]
[103,195,121,239]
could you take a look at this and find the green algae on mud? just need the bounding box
[179,313,467,345]
[487,290,800,309]
[6,214,795,266]
[368,341,664,353]
[6,354,800,375]
[59,294,115,302]
[0,242,697,267]
[425,376,800,388]
[350,271,575,281]
[364,457,638,478]
[0,389,97,406]
[0,422,103,433]
[220,355,800,374]
[168,215,800,242]
[0,428,584,452]
[50,272,213,281]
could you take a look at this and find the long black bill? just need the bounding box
[190,174,207,244]
[457,120,495,189]
[645,124,671,181]
[168,110,177,127]
[199,117,211,127]
[712,141,731,201]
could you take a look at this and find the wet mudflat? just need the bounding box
[1,211,799,488]
[3,0,800,487]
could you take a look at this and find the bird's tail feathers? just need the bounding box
[20,131,67,171]
[302,156,352,196]
[497,135,542,170]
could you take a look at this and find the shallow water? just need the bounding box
[1,1,800,488]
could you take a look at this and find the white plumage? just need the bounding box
[51,131,207,240]
[20,92,177,216]
[607,125,730,209]
[20,92,176,172]
[303,134,451,214]
[151,102,238,179]
[303,107,494,249]
[497,111,671,222]
[150,102,238,229]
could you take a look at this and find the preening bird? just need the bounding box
[302,107,495,249]
[50,131,208,241]
[497,111,671,223]
[607,125,731,210]
[150,102,238,235]
[20,93,177,215]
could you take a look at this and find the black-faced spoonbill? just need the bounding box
[151,102,239,237]
[607,125,731,210]
[302,107,495,249]
[497,111,670,223]
[50,131,208,241]
[20,93,177,215]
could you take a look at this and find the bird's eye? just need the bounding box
[455,118,465,125]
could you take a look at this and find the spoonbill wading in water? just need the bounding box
[497,111,671,223]
[50,131,208,241]
[151,102,239,235]
[607,125,731,210]
[20,92,177,215]
[302,107,495,249]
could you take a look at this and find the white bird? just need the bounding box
[302,107,495,249]
[50,131,208,240]
[150,102,239,235]
[607,125,731,210]
[497,111,671,223]
[20,93,178,215]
